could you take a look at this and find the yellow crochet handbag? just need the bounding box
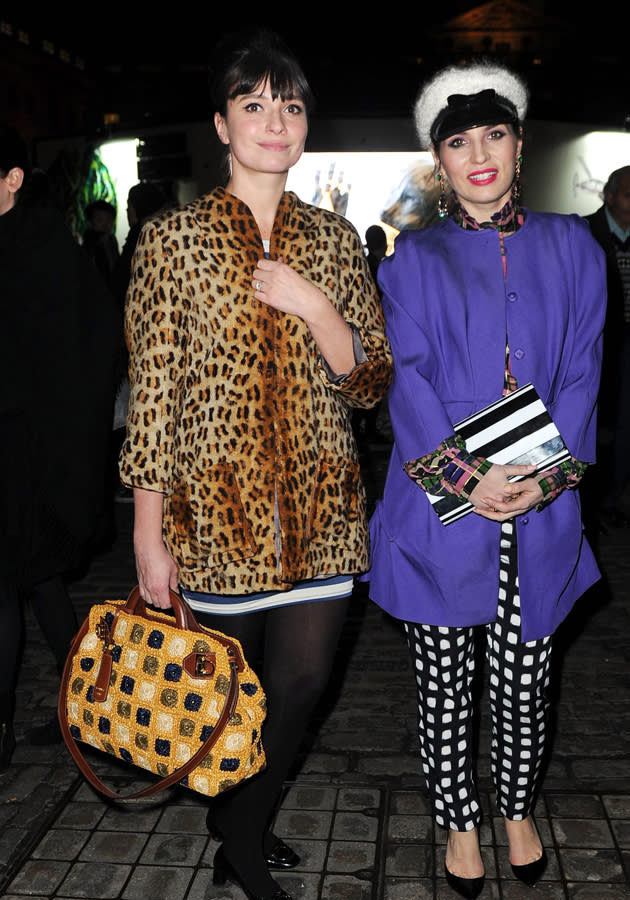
[58,585,266,800]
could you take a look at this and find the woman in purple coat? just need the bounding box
[366,61,606,897]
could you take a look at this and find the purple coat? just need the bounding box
[366,210,606,641]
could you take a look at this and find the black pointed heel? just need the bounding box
[206,812,300,870]
[212,846,294,900]
[265,838,301,870]
[444,862,485,899]
[511,848,548,886]
[444,863,485,899]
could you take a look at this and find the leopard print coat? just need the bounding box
[120,187,392,596]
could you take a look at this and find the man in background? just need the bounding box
[585,166,630,527]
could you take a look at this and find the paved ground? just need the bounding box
[1,436,629,899]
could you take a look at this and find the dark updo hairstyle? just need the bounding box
[208,27,314,117]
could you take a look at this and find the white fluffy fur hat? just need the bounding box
[414,60,529,150]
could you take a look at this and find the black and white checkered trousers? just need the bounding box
[404,520,553,831]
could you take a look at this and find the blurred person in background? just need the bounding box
[0,122,119,764]
[585,166,630,528]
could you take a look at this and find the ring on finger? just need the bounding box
[255,280,263,291]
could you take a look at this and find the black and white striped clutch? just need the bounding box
[427,383,570,525]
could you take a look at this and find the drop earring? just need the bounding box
[437,172,449,218]
[512,155,523,203]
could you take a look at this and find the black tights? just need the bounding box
[0,574,78,720]
[196,595,350,894]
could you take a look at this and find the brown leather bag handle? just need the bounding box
[57,588,242,800]
[123,585,245,671]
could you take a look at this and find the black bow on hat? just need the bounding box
[430,88,519,145]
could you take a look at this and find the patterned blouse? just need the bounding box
[403,199,587,510]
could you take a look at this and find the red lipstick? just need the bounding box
[467,169,498,185]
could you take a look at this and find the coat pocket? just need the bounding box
[168,462,257,568]
[305,449,363,543]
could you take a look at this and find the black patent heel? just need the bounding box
[264,838,300,870]
[212,846,294,899]
[444,863,485,899]
[207,811,300,870]
[511,848,548,886]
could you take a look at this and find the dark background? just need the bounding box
[8,4,630,132]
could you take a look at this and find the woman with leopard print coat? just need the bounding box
[119,27,392,900]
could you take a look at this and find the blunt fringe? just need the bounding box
[208,27,314,117]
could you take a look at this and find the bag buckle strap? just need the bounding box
[93,616,117,703]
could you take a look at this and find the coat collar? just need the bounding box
[192,186,300,254]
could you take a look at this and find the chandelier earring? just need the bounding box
[512,155,523,203]
[437,171,449,219]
